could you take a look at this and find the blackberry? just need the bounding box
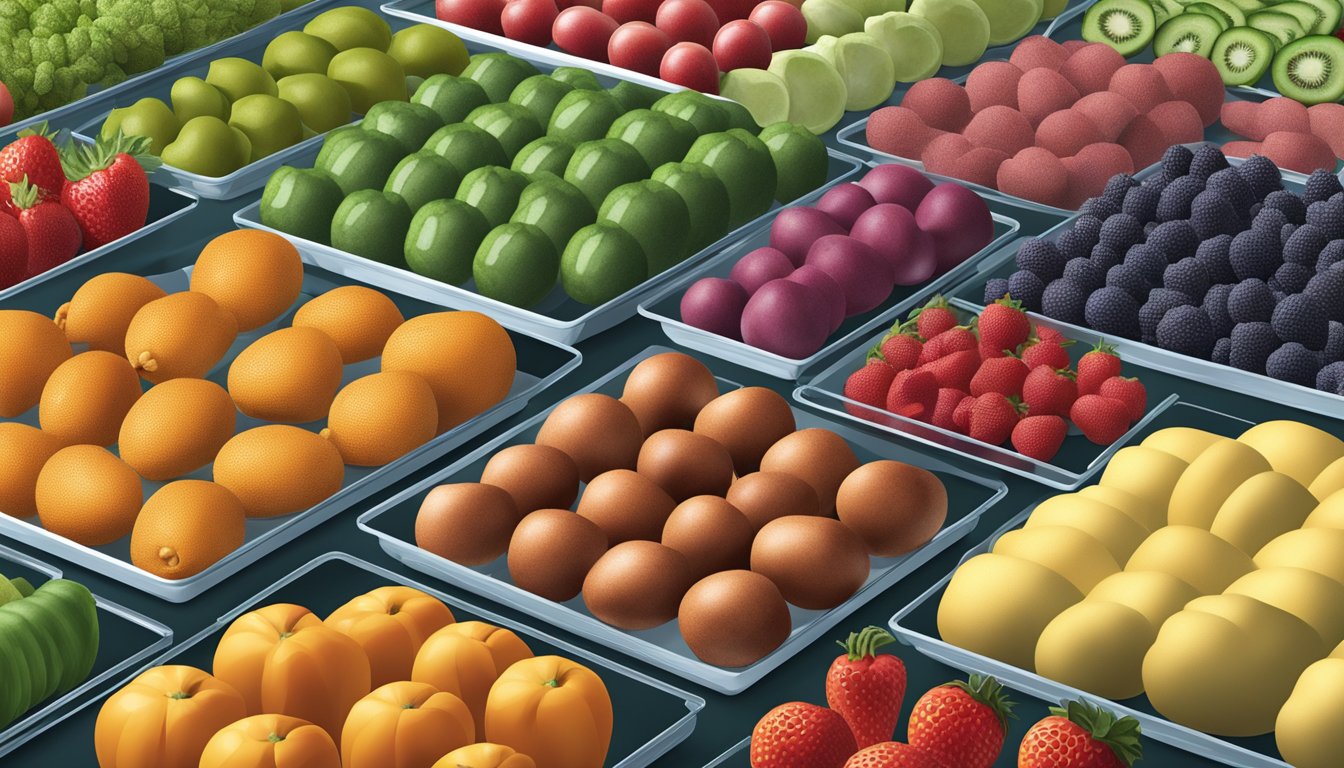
[1072,214,1105,250]
[1156,305,1216,358]
[1229,228,1282,281]
[1229,321,1280,373]
[1105,262,1153,301]
[1144,176,1170,195]
[1202,283,1235,338]
[1103,174,1137,205]
[1283,224,1330,265]
[1266,342,1322,386]
[1190,190,1242,239]
[1250,202,1263,218]
[1123,184,1161,223]
[1161,144,1194,181]
[1085,286,1142,339]
[1303,168,1344,205]
[1253,206,1288,233]
[1090,244,1124,271]
[1283,223,1299,245]
[1194,235,1237,284]
[1163,257,1212,301]
[983,277,1010,304]
[1188,144,1230,180]
[1156,175,1204,221]
[1147,220,1200,261]
[1325,320,1344,363]
[1007,269,1046,312]
[1063,257,1105,293]
[1273,288,1289,303]
[1271,293,1329,350]
[1212,336,1231,365]
[1015,239,1067,281]
[1236,154,1284,200]
[1099,213,1144,252]
[1139,288,1193,345]
[1206,167,1256,216]
[1318,361,1344,393]
[1125,243,1168,283]
[1318,240,1344,272]
[1263,190,1306,223]
[1080,196,1122,220]
[1306,268,1344,322]
[1041,278,1089,325]
[1275,261,1313,294]
[1306,199,1344,241]
[1056,229,1092,262]
[1228,278,1276,324]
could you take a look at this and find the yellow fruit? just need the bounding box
[1140,427,1225,463]
[130,480,247,579]
[1084,570,1198,628]
[1225,567,1344,648]
[1276,658,1344,768]
[213,425,345,518]
[35,445,142,546]
[118,378,237,481]
[381,312,515,433]
[293,286,404,364]
[1305,488,1344,529]
[190,230,305,332]
[1238,420,1344,488]
[0,424,68,518]
[323,371,437,466]
[1098,446,1188,511]
[1025,495,1149,566]
[1256,528,1344,584]
[1076,484,1164,531]
[227,327,343,423]
[1034,600,1155,700]
[0,310,72,417]
[1309,456,1344,500]
[124,292,239,383]
[1209,471,1317,554]
[55,272,166,353]
[991,526,1119,594]
[1125,525,1254,594]
[39,351,142,446]
[1167,439,1272,529]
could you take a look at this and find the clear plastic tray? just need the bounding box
[888,401,1301,768]
[0,543,173,759]
[0,263,581,603]
[636,163,1022,380]
[358,345,1009,695]
[1,552,704,766]
[795,297,1180,489]
[234,149,864,345]
[943,152,1344,420]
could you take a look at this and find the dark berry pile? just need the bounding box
[986,146,1344,396]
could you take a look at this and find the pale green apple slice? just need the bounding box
[865,12,946,82]
[801,0,866,42]
[809,32,897,111]
[766,50,848,134]
[719,69,792,127]
[908,0,990,66]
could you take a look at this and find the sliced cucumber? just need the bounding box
[1156,11,1229,54]
[1150,0,1187,24]
[1226,0,1269,11]
[1212,26,1278,82]
[1248,9,1308,45]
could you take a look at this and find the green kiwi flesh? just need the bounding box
[1083,0,1158,56]
[1248,9,1307,45]
[1156,12,1228,55]
[1271,34,1344,104]
[1212,26,1277,83]
[1271,0,1341,34]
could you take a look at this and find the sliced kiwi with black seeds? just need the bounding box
[1272,34,1344,104]
[1083,0,1159,56]
[1156,12,1227,54]
[1212,26,1277,83]
[1248,9,1307,45]
[1267,0,1327,33]
[1272,0,1341,34]
[1184,3,1236,27]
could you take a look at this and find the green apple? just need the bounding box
[508,75,574,127]
[651,91,729,135]
[605,109,694,171]
[169,77,230,124]
[456,165,529,227]
[303,6,392,51]
[610,80,662,111]
[424,123,510,176]
[560,222,649,305]
[328,48,408,113]
[332,190,413,265]
[563,138,651,210]
[262,31,337,79]
[684,128,778,226]
[229,93,304,161]
[759,121,829,204]
[405,198,491,284]
[385,151,462,212]
[547,90,623,144]
[473,222,560,307]
[549,66,603,91]
[260,166,344,244]
[412,75,491,124]
[316,128,404,194]
[597,179,691,275]
[206,57,278,102]
[460,53,542,102]
[511,136,575,179]
[651,161,732,253]
[160,116,249,176]
[510,176,595,253]
[362,101,443,152]
[466,102,543,158]
[388,23,469,78]
[277,73,352,134]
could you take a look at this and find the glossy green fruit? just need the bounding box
[412,75,491,124]
[316,129,404,194]
[597,179,691,274]
[759,121,829,204]
[276,73,353,134]
[473,222,559,307]
[510,176,595,253]
[262,31,338,79]
[361,101,443,152]
[229,93,304,161]
[651,91,730,134]
[328,48,408,113]
[684,129,778,226]
[169,77,230,124]
[332,189,413,265]
[605,109,695,172]
[105,98,179,155]
[261,166,345,244]
[206,57,279,102]
[547,90,623,144]
[303,6,393,51]
[456,165,529,227]
[30,579,97,694]
[388,24,469,78]
[509,75,575,127]
[424,123,510,176]
[385,151,462,212]
[549,66,604,90]
[461,53,542,102]
[161,116,250,176]
[610,81,663,112]
[466,102,543,158]
[650,161,732,253]
[563,138,650,210]
[405,198,492,284]
[561,222,648,305]
[511,136,575,179]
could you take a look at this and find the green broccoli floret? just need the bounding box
[0,1,27,29]
[79,0,96,17]
[91,14,130,65]
[124,24,163,74]
[32,60,53,95]
[30,0,78,34]
[250,0,281,25]
[149,0,182,54]
[180,15,212,50]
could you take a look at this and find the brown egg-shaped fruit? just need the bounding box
[39,350,142,446]
[582,541,694,630]
[637,429,735,502]
[837,460,949,557]
[662,496,754,579]
[0,424,68,519]
[726,472,821,531]
[620,352,720,437]
[576,469,675,545]
[415,483,520,566]
[679,570,792,667]
[535,394,642,482]
[751,516,870,610]
[508,508,609,602]
[693,387,796,474]
[759,428,861,516]
[480,444,580,514]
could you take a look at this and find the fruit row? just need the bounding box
[0,571,98,730]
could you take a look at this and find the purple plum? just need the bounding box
[740,278,831,359]
[857,164,935,211]
[848,204,937,286]
[729,246,795,295]
[804,234,894,316]
[768,206,845,266]
[681,277,748,340]
[787,264,846,333]
[815,183,877,229]
[916,183,994,274]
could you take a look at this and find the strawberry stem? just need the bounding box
[1087,339,1118,356]
[836,625,895,661]
[947,675,1016,730]
[1047,699,1143,766]
[61,129,161,182]
[8,176,39,210]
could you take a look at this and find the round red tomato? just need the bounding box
[608,21,673,76]
[655,0,720,47]
[558,0,601,7]
[704,0,756,22]
[0,82,12,128]
[712,19,771,71]
[437,0,507,33]
[552,6,620,61]
[601,0,660,24]
[501,0,560,44]
[748,0,806,51]
[660,42,720,93]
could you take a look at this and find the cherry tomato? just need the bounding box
[655,0,720,47]
[712,19,771,71]
[501,0,559,44]
[705,0,756,23]
[437,0,507,34]
[558,0,601,8]
[608,21,672,76]
[660,42,720,93]
[601,0,660,24]
[748,0,806,51]
[0,82,12,128]
[552,6,620,61]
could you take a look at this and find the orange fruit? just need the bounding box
[39,351,143,446]
[124,292,239,383]
[227,327,344,423]
[0,423,68,518]
[130,480,247,579]
[55,273,167,353]
[213,425,345,518]
[380,312,515,433]
[0,309,72,417]
[323,371,437,467]
[118,378,237,481]
[293,285,404,364]
[190,230,305,332]
[36,445,143,546]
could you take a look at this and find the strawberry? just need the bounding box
[1021,366,1077,417]
[918,326,977,365]
[952,394,976,433]
[968,393,1022,445]
[931,388,967,431]
[0,213,28,288]
[1011,415,1068,461]
[1098,376,1147,422]
[920,348,978,391]
[979,297,1031,356]
[1021,338,1072,370]
[844,742,945,768]
[1070,394,1131,445]
[978,340,1008,359]
[1075,340,1121,395]
[8,178,81,278]
[1034,325,1067,346]
[846,360,898,423]
[59,131,159,250]
[1017,700,1143,768]
[826,626,908,750]
[874,330,923,372]
[751,702,857,768]
[0,125,66,214]
[910,295,958,339]
[969,356,1029,398]
[907,676,1015,768]
[886,369,939,421]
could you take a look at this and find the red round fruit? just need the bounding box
[608,21,673,75]
[501,0,560,45]
[748,1,806,51]
[660,42,721,93]
[558,0,601,7]
[655,0,720,47]
[602,0,660,23]
[553,6,620,61]
[0,82,12,127]
[437,0,507,33]
[706,0,757,22]
[712,19,772,71]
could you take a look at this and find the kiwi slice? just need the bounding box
[1266,0,1328,32]
[1272,34,1344,103]
[1083,0,1158,56]
[1150,0,1186,24]
[1156,12,1227,54]
[1212,26,1277,83]
[1183,4,1235,28]
[1248,10,1307,45]
[1226,0,1269,12]
[1197,0,1249,24]
[1272,0,1341,34]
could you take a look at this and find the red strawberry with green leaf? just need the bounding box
[844,742,945,768]
[1012,414,1068,461]
[970,355,1029,398]
[60,131,159,250]
[826,626,908,750]
[907,675,1015,768]
[1022,366,1078,416]
[1076,340,1122,395]
[0,213,28,288]
[979,296,1031,356]
[846,359,897,418]
[968,393,1023,445]
[0,124,66,215]
[1022,337,1072,370]
[911,295,957,339]
[1070,394,1131,445]
[9,178,81,277]
[751,702,857,768]
[874,328,923,371]
[918,326,977,365]
[1098,376,1147,422]
[1018,700,1143,768]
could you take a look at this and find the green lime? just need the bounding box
[361,101,443,152]
[684,128,778,226]
[767,50,848,134]
[388,24,469,78]
[718,98,760,132]
[316,128,404,194]
[331,189,413,266]
[509,75,575,127]
[651,161,732,253]
[473,222,560,307]
[597,179,691,274]
[651,91,729,134]
[547,90,623,143]
[385,151,462,212]
[466,102,543,158]
[759,121,829,204]
[511,176,595,253]
[561,222,649,305]
[456,165,530,227]
[424,123,510,176]
[261,166,344,244]
[262,31,337,79]
[719,69,792,128]
[405,198,492,284]
[461,53,542,102]
[550,67,603,90]
[605,109,694,172]
[563,138,651,210]
[511,136,575,178]
[610,80,663,111]
[412,75,491,124]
